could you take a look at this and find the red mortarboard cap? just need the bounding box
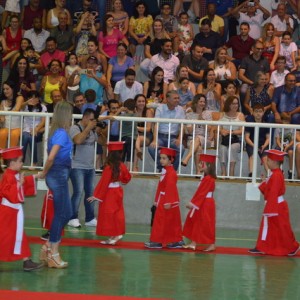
[265,149,286,162]
[107,141,125,152]
[199,154,216,163]
[160,147,177,157]
[1,147,23,159]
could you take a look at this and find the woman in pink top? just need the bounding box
[98,14,128,60]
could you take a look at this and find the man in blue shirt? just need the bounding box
[271,73,300,124]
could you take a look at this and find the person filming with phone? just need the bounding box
[68,55,110,105]
[230,0,271,40]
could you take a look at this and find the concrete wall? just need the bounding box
[25,176,300,231]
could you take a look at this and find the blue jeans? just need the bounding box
[22,131,43,164]
[92,0,106,27]
[148,133,185,171]
[46,167,72,243]
[70,168,95,222]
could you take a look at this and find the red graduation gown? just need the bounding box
[93,163,131,237]
[183,175,216,244]
[150,166,183,244]
[0,169,36,261]
[256,168,299,255]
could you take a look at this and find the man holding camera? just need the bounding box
[231,0,271,39]
[68,108,99,228]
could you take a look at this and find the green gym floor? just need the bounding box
[1,220,300,300]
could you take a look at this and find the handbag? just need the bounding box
[221,134,240,146]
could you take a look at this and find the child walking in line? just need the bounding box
[182,154,217,252]
[249,149,300,256]
[0,147,44,271]
[88,142,131,245]
[145,147,184,249]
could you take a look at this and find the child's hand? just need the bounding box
[261,173,266,181]
[164,203,171,210]
[186,202,193,209]
[87,196,96,203]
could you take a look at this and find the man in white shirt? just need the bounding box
[114,68,143,103]
[148,39,180,83]
[24,16,50,53]
[231,0,271,40]
[271,3,294,37]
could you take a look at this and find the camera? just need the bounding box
[96,121,107,129]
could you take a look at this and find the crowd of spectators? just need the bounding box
[0,0,300,179]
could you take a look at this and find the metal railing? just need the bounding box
[1,110,300,183]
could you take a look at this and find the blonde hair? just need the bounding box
[149,19,169,41]
[214,47,229,67]
[49,101,73,137]
[261,23,275,42]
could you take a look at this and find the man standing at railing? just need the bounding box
[68,108,99,229]
[148,90,185,171]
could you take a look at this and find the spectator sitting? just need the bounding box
[148,90,186,171]
[148,39,180,83]
[143,66,168,103]
[271,73,300,124]
[197,68,222,112]
[69,55,108,105]
[181,94,214,175]
[114,68,143,103]
[24,16,50,53]
[73,91,86,115]
[106,0,129,36]
[40,59,67,104]
[139,18,170,77]
[65,52,80,102]
[274,114,295,180]
[193,18,223,62]
[74,10,97,57]
[46,0,71,29]
[81,89,102,117]
[220,80,240,113]
[78,36,107,74]
[21,0,47,30]
[258,22,280,71]
[155,3,179,53]
[270,56,290,88]
[209,46,237,92]
[120,98,138,169]
[279,31,297,71]
[133,94,154,171]
[168,64,196,96]
[224,22,255,69]
[245,103,270,178]
[292,56,300,86]
[24,46,43,80]
[50,11,74,53]
[199,3,224,37]
[230,0,271,40]
[244,71,273,119]
[40,37,66,74]
[128,1,153,57]
[271,3,294,38]
[181,43,208,85]
[45,89,63,113]
[177,12,194,56]
[218,96,245,177]
[177,77,193,108]
[98,14,128,60]
[21,90,46,169]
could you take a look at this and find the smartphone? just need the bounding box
[248,0,255,6]
[79,69,87,75]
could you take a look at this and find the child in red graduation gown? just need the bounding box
[0,147,44,271]
[249,149,300,256]
[183,154,217,252]
[144,147,184,249]
[88,142,131,245]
